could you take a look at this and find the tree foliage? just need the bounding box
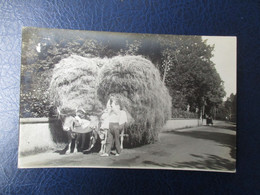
[157,36,226,116]
[214,93,236,121]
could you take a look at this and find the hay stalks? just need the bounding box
[98,55,171,146]
[49,54,171,146]
[49,55,104,115]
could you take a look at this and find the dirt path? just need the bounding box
[19,121,236,172]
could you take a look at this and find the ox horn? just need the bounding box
[57,107,61,119]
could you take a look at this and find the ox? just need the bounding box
[57,108,99,155]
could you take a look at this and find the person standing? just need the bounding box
[101,97,127,157]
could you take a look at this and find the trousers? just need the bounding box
[105,122,122,154]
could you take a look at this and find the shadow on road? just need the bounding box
[209,122,236,131]
[111,156,141,166]
[142,154,235,171]
[164,128,236,160]
[142,160,175,168]
[173,154,236,171]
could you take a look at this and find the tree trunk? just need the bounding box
[162,61,168,83]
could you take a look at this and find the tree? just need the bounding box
[117,40,142,55]
[214,93,236,121]
[224,93,237,121]
[157,36,226,117]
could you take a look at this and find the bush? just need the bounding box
[171,109,198,119]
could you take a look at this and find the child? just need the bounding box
[101,97,128,157]
[74,109,91,130]
[73,109,91,152]
[98,128,108,154]
[98,100,112,155]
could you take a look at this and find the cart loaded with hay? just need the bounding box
[49,54,171,154]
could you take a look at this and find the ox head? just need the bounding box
[57,107,100,132]
[62,116,75,131]
[57,107,76,131]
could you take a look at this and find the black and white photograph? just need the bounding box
[18,27,236,172]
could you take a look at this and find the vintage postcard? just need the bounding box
[19,27,236,172]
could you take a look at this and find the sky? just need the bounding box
[202,36,237,100]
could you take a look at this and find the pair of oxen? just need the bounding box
[57,110,125,155]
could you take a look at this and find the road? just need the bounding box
[19,121,236,172]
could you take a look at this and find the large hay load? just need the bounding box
[98,55,172,146]
[49,54,171,147]
[49,55,104,115]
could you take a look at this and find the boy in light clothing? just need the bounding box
[98,100,112,154]
[101,98,128,157]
